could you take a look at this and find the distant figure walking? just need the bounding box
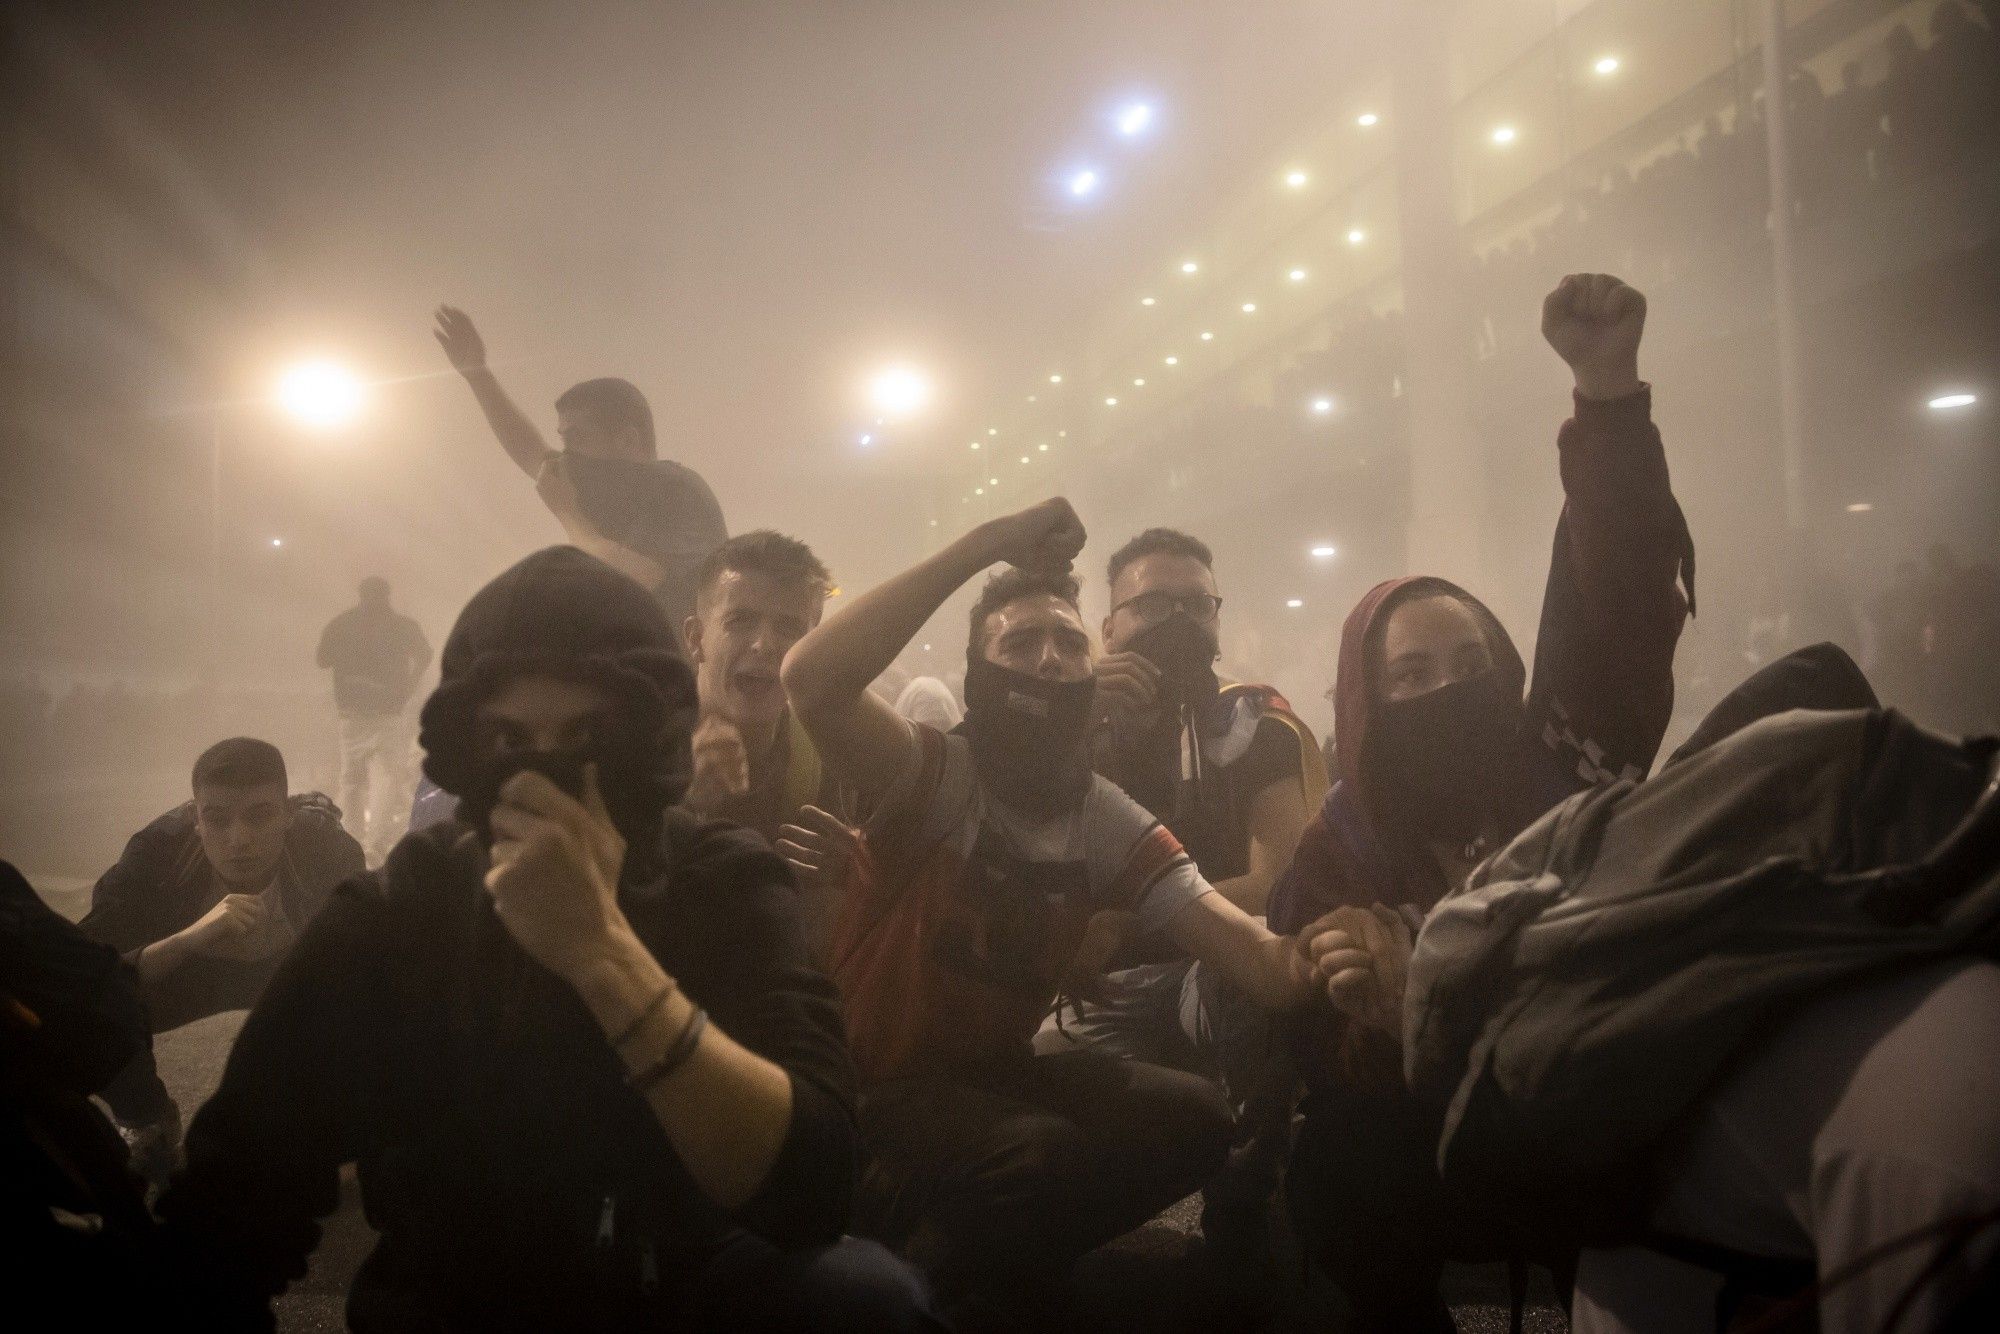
[316,577,431,861]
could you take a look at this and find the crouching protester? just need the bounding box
[153,547,940,1333]
[781,497,1333,1327]
[80,738,364,1187]
[1269,273,1694,1329]
[1400,644,2000,1333]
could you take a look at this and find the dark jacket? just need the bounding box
[81,793,363,1033]
[157,547,855,1331]
[2,861,164,1325]
[155,815,859,1332]
[1269,386,1693,1091]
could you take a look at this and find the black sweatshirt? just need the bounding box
[155,812,859,1332]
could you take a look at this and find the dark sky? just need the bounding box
[42,0,1375,611]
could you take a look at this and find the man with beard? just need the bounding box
[154,547,939,1332]
[433,306,728,639]
[81,738,363,1186]
[781,498,1336,1323]
[1269,273,1694,1329]
[1042,527,1325,1259]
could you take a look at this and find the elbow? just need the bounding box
[778,642,831,723]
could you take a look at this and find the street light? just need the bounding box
[274,358,368,431]
[867,365,932,419]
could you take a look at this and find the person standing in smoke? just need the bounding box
[155,547,940,1332]
[316,576,432,862]
[1040,527,1325,1266]
[432,306,728,641]
[781,497,1339,1324]
[1269,273,1695,1329]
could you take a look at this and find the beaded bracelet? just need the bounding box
[626,1007,708,1095]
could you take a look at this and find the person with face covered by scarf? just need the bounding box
[782,497,1342,1325]
[1035,527,1327,1276]
[1268,273,1695,1330]
[153,547,941,1333]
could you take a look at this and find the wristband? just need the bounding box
[610,983,676,1052]
[625,1007,708,1095]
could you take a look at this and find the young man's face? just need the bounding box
[1377,595,1494,703]
[195,782,293,891]
[1102,552,1221,653]
[684,570,823,738]
[982,595,1094,682]
[473,674,620,759]
[555,406,645,462]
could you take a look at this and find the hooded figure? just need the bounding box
[1271,336,1694,1329]
[156,548,937,1333]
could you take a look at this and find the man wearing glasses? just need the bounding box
[1039,528,1327,1271]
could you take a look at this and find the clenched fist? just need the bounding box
[683,715,751,814]
[184,891,291,962]
[1301,903,1415,1038]
[978,498,1087,578]
[1542,273,1646,401]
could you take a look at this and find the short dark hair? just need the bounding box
[554,377,655,456]
[695,530,834,612]
[968,567,1082,656]
[1106,528,1213,588]
[192,737,287,793]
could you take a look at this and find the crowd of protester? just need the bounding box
[7,253,1996,1334]
[5,14,1999,1329]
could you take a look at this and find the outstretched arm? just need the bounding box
[1533,274,1692,781]
[782,497,1085,807]
[433,305,556,480]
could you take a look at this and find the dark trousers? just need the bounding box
[855,1047,1233,1305]
[1287,1084,1511,1332]
[677,1234,945,1333]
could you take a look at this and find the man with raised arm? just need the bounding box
[781,498,1333,1322]
[432,305,727,637]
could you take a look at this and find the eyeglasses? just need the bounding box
[1110,590,1224,625]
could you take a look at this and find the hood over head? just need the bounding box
[1329,575,1526,831]
[418,547,698,845]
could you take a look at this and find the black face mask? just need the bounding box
[1373,669,1522,842]
[960,656,1098,819]
[456,745,665,852]
[1125,613,1221,711]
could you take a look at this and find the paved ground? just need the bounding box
[46,873,1568,1332]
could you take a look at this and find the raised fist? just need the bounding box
[981,497,1086,577]
[1541,273,1645,401]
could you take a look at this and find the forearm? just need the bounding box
[559,522,665,590]
[570,931,794,1211]
[133,931,197,991]
[1210,868,1275,916]
[784,526,999,714]
[1170,895,1310,1011]
[458,367,554,478]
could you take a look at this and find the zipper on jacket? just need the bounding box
[639,1242,660,1297]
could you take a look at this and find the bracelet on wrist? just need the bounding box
[625,1007,708,1096]
[610,982,676,1052]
